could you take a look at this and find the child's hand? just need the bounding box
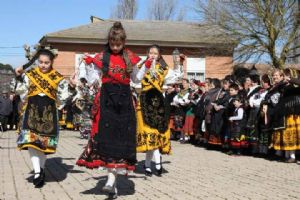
[15,66,24,76]
[262,105,268,114]
[214,104,220,111]
[144,58,153,69]
[82,54,93,64]
[179,54,186,65]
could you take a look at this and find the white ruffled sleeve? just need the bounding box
[56,79,76,108]
[15,74,29,102]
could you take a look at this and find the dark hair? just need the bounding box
[38,49,55,61]
[229,83,239,91]
[261,74,271,86]
[147,44,161,55]
[191,79,200,85]
[222,79,230,84]
[212,78,221,88]
[205,78,212,84]
[232,95,244,104]
[250,74,260,84]
[146,44,168,69]
[224,75,234,83]
[182,78,189,83]
[237,77,245,85]
[108,21,126,42]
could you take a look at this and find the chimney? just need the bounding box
[90,16,105,23]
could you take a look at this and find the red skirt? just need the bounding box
[183,115,195,135]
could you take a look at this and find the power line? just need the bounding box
[0,55,25,57]
[0,52,24,54]
[0,46,23,49]
[0,54,24,56]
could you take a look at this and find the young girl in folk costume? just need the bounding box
[76,22,141,197]
[172,78,191,143]
[135,45,176,177]
[14,49,76,188]
[228,96,246,155]
[184,79,201,143]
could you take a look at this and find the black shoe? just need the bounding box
[33,168,45,188]
[285,158,296,163]
[225,150,234,155]
[155,167,162,177]
[103,184,117,199]
[145,167,152,177]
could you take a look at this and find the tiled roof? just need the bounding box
[40,19,236,48]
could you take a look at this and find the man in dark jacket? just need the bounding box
[0,90,13,131]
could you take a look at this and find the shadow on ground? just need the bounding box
[134,160,171,175]
[26,157,84,184]
[80,175,135,199]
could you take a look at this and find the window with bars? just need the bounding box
[186,57,205,81]
[187,72,205,81]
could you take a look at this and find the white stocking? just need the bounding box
[106,168,117,187]
[28,148,41,178]
[145,150,154,168]
[290,151,296,159]
[36,149,47,168]
[153,149,161,170]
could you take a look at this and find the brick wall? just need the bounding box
[50,43,233,80]
[53,51,76,77]
[205,56,233,79]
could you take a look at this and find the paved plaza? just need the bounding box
[1,130,300,200]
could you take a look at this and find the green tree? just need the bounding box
[0,63,14,72]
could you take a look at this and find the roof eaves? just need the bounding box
[43,36,236,48]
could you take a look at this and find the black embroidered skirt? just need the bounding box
[77,83,137,170]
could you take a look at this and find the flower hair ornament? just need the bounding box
[23,44,58,70]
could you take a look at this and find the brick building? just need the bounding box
[39,17,236,81]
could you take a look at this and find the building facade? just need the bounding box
[40,18,236,81]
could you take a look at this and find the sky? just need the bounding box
[0,0,198,67]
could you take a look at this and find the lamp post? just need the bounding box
[172,48,180,68]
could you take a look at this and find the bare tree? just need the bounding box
[147,0,186,21]
[194,0,300,69]
[111,0,138,19]
[176,7,186,21]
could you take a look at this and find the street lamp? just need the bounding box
[172,48,180,67]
